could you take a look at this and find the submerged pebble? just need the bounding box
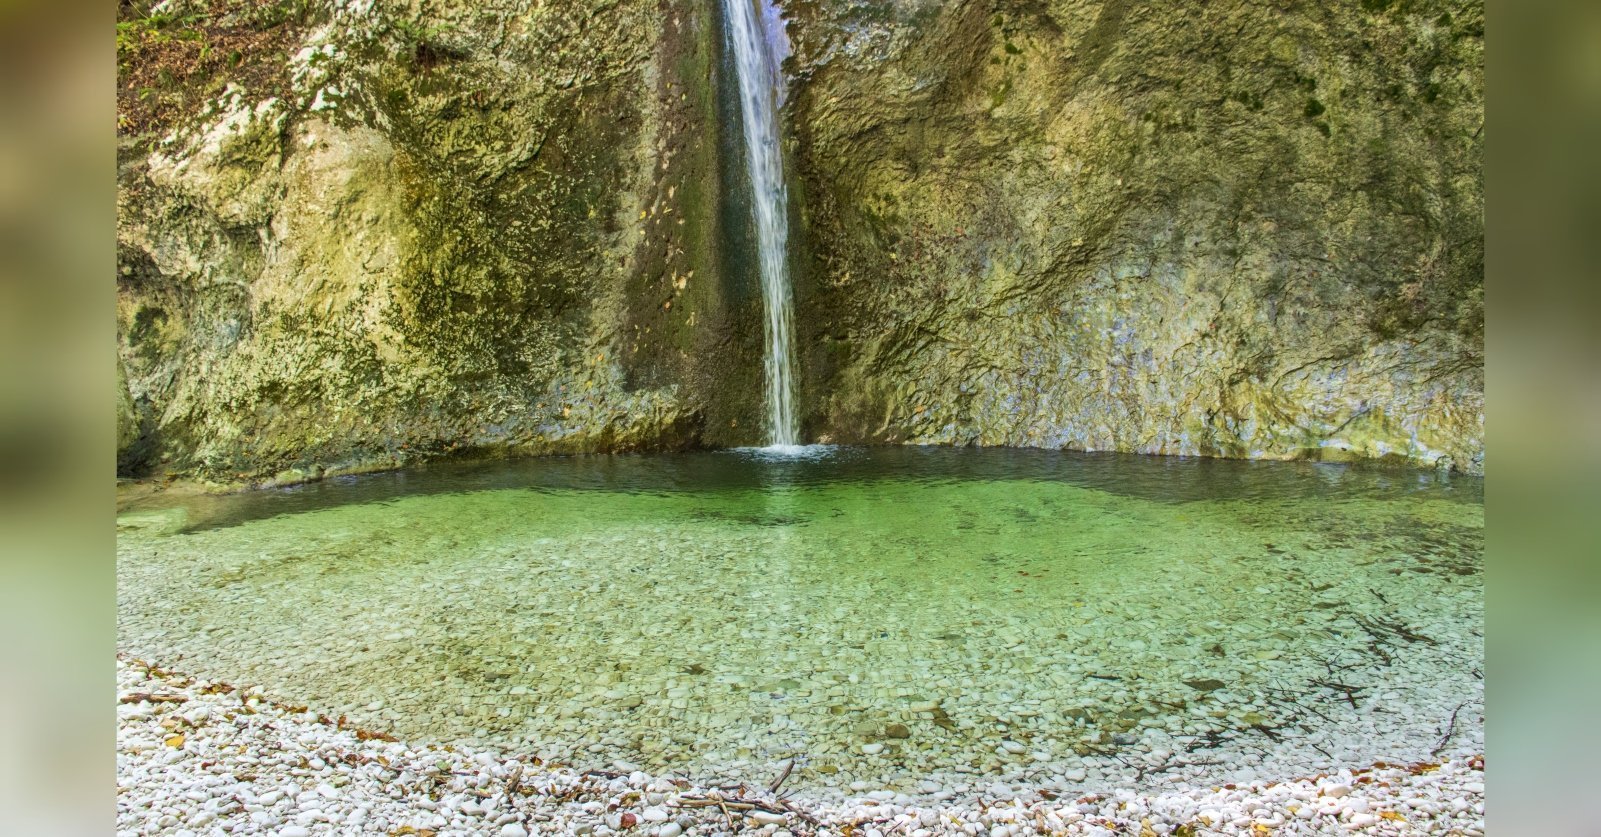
[114,656,1487,835]
[116,453,1483,801]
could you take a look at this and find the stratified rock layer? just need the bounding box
[117,0,1482,480]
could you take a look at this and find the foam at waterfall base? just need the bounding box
[737,443,837,460]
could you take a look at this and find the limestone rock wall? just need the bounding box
[118,0,758,481]
[117,0,1483,481]
[785,0,1483,472]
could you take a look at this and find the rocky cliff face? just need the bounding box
[785,0,1483,472]
[118,0,761,482]
[118,0,1482,482]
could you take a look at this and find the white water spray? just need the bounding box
[725,0,799,447]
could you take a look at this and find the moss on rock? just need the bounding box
[785,0,1482,472]
[117,0,1483,480]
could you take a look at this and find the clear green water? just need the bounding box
[117,448,1482,796]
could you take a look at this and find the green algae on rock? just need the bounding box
[117,0,1482,480]
[785,0,1482,472]
[118,0,759,483]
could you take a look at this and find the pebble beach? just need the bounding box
[117,658,1485,836]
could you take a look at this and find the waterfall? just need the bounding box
[725,0,800,447]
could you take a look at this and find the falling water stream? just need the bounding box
[726,0,800,447]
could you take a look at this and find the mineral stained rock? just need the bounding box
[785,0,1482,473]
[117,0,1482,481]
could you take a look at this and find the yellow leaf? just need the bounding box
[1379,811,1406,822]
[164,734,185,748]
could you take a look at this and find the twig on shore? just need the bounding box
[673,792,820,826]
[768,758,795,795]
[676,797,758,811]
[119,692,187,704]
[506,764,523,798]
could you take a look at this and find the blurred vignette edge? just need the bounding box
[0,0,115,834]
[1,0,1598,834]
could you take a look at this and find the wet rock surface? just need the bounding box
[118,0,753,482]
[118,0,1481,481]
[785,0,1483,472]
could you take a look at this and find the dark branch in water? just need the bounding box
[1249,722,1286,743]
[1353,613,1437,645]
[1433,702,1467,757]
[1311,678,1367,710]
[1184,728,1235,753]
[1263,686,1334,723]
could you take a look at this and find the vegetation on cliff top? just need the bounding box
[117,0,314,150]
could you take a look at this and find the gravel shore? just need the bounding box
[117,658,1484,835]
